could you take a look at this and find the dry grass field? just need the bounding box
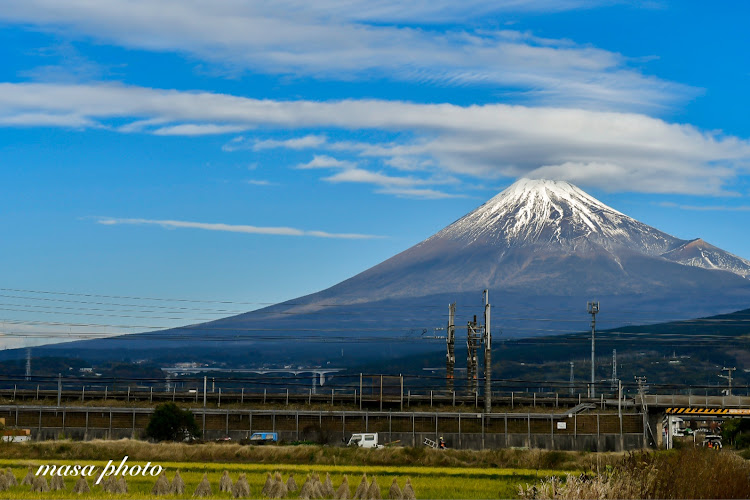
[519,448,750,499]
[0,439,622,470]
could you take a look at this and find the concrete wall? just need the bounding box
[27,427,643,452]
[1,404,645,452]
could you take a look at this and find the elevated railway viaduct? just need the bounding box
[3,389,750,451]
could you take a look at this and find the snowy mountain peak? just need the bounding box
[431,178,680,255]
[483,177,626,219]
[662,238,750,278]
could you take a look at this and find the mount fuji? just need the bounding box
[284,178,750,306]
[22,179,750,362]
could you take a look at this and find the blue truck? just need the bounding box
[249,432,278,444]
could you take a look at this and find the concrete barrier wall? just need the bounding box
[27,428,643,452]
[0,405,645,452]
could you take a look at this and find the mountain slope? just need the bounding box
[15,178,750,362]
[661,238,750,278]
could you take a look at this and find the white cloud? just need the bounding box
[324,168,419,187]
[245,179,276,186]
[152,123,249,135]
[95,217,382,239]
[659,202,750,212]
[0,112,93,127]
[297,155,356,169]
[0,82,749,195]
[224,135,328,152]
[256,135,327,151]
[375,187,467,199]
[297,154,460,198]
[0,0,689,111]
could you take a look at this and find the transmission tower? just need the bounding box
[719,367,736,396]
[467,315,481,395]
[587,301,599,397]
[446,303,456,391]
[611,349,617,391]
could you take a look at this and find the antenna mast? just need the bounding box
[719,367,736,396]
[587,301,599,397]
[611,349,617,391]
[446,303,456,391]
[483,289,491,413]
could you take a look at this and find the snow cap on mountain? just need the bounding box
[432,178,678,255]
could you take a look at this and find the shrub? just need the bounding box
[145,402,201,442]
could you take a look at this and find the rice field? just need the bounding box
[0,458,566,499]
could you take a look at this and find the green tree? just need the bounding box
[145,402,200,442]
[721,418,750,448]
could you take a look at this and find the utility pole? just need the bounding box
[587,301,599,397]
[719,367,736,396]
[446,303,456,391]
[57,373,62,407]
[483,289,492,413]
[635,375,654,447]
[611,349,617,392]
[25,347,31,381]
[569,362,575,395]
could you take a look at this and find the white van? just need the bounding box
[347,433,383,449]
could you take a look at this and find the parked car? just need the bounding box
[702,435,723,450]
[347,433,383,449]
[249,432,278,444]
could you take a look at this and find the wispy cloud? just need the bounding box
[658,202,750,211]
[95,217,383,239]
[375,187,467,199]
[245,179,276,186]
[0,0,691,111]
[153,124,248,136]
[296,154,461,198]
[248,135,327,152]
[297,155,356,169]
[1,82,749,196]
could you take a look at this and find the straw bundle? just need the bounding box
[171,470,186,495]
[73,475,90,494]
[233,473,251,498]
[194,473,213,497]
[388,478,401,500]
[334,475,350,500]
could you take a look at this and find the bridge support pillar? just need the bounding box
[647,411,664,449]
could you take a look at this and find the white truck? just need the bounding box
[347,433,384,449]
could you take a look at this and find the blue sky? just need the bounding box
[1,1,750,347]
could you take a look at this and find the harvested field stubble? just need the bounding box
[0,456,564,499]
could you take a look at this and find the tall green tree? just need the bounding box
[145,402,200,442]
